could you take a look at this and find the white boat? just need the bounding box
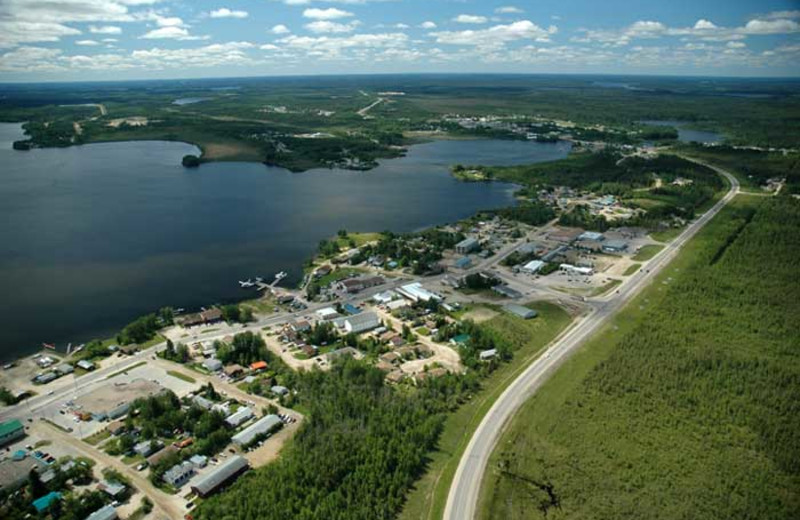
[275,271,287,280]
[238,279,255,288]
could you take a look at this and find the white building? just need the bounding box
[231,415,282,447]
[397,283,441,302]
[343,312,381,334]
[560,263,594,276]
[316,307,339,320]
[521,260,545,274]
[225,407,253,428]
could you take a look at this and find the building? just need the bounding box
[200,308,223,323]
[504,304,538,320]
[316,307,339,320]
[343,303,361,315]
[578,231,604,242]
[455,237,480,254]
[163,461,194,487]
[134,440,162,457]
[492,285,522,299]
[397,282,441,302]
[479,349,497,361]
[98,481,126,499]
[339,276,384,294]
[372,291,396,304]
[225,407,254,428]
[343,312,381,334]
[521,260,545,274]
[76,360,95,371]
[231,415,282,447]
[560,264,594,276]
[189,455,208,469]
[107,402,131,420]
[191,455,250,498]
[106,420,126,436]
[271,385,289,397]
[202,358,223,372]
[291,320,311,332]
[602,239,628,253]
[86,505,118,520]
[249,360,268,372]
[0,453,47,491]
[224,364,244,378]
[32,491,62,513]
[0,419,25,447]
[548,227,584,244]
[454,256,472,270]
[193,395,213,410]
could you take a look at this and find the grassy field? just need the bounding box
[632,244,664,261]
[623,263,641,276]
[398,302,573,520]
[83,430,111,446]
[167,370,196,383]
[477,195,800,520]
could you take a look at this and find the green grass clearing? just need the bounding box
[632,244,665,261]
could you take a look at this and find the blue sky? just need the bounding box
[0,0,799,81]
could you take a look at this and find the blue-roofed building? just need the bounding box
[32,491,61,513]
[454,256,472,269]
[343,303,361,315]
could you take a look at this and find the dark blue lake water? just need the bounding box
[640,120,723,144]
[0,124,570,359]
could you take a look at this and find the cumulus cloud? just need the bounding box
[140,26,208,40]
[305,20,360,33]
[89,25,123,34]
[419,21,437,29]
[495,6,523,14]
[271,24,291,34]
[432,20,557,47]
[76,39,100,46]
[209,8,249,19]
[454,15,488,24]
[303,8,353,20]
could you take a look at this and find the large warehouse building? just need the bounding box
[191,455,250,498]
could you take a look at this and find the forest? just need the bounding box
[478,195,800,519]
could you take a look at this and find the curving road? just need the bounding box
[443,161,739,520]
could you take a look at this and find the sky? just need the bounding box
[1,0,799,82]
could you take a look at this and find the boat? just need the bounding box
[275,271,287,280]
[42,342,56,350]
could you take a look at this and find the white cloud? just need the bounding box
[140,26,208,40]
[762,10,800,20]
[303,8,353,20]
[89,25,123,34]
[305,20,360,33]
[432,20,557,47]
[154,16,185,28]
[209,8,249,19]
[742,18,800,35]
[277,32,409,59]
[726,41,746,49]
[0,22,81,48]
[495,6,523,14]
[693,19,717,30]
[76,39,100,46]
[419,21,437,30]
[271,24,291,34]
[454,15,488,25]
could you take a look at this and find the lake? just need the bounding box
[0,124,570,359]
[640,120,723,144]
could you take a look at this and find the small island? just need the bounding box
[181,154,201,168]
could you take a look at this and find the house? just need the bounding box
[451,334,471,345]
[55,362,73,375]
[86,504,118,520]
[343,303,361,315]
[86,505,118,520]
[521,260,545,274]
[301,345,318,358]
[231,415,282,447]
[163,461,194,487]
[271,385,289,397]
[479,349,498,361]
[200,308,223,323]
[343,312,381,334]
[414,367,449,382]
[249,360,268,371]
[314,265,332,278]
[0,454,47,492]
[0,419,25,447]
[291,320,311,332]
[106,420,126,436]
[277,294,295,305]
[203,358,223,372]
[33,372,58,385]
[224,364,244,378]
[225,407,254,428]
[134,440,162,457]
[389,335,406,348]
[189,455,208,469]
[455,237,480,254]
[379,352,402,365]
[32,491,62,513]
[578,231,604,242]
[77,359,95,371]
[147,445,178,466]
[492,285,523,299]
[193,395,213,410]
[385,370,405,384]
[191,455,250,498]
[98,481,126,498]
[504,304,538,320]
[373,291,396,304]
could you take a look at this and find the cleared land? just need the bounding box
[398,302,573,520]
[477,196,800,520]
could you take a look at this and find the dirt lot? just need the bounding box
[461,307,499,323]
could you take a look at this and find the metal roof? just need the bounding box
[232,415,282,446]
[86,505,118,520]
[191,455,249,496]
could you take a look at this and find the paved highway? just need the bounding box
[443,162,739,520]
